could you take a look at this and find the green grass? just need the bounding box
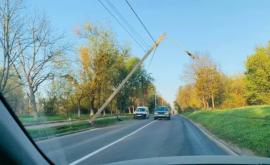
[183,105,270,157]
[27,116,132,140]
[19,115,67,124]
[19,113,133,125]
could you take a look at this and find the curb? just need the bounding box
[180,115,238,156]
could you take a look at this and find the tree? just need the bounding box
[73,23,156,116]
[16,14,65,118]
[3,70,25,114]
[245,45,270,105]
[0,0,23,93]
[221,75,246,108]
[175,84,200,112]
[195,66,223,109]
[184,54,224,109]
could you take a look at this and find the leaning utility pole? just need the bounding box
[89,33,166,124]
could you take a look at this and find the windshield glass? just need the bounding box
[136,108,146,112]
[155,107,169,112]
[1,0,270,164]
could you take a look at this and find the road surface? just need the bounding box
[37,115,231,165]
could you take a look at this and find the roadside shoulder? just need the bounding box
[180,115,254,156]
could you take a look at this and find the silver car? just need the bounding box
[154,106,171,120]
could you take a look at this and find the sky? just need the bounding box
[26,0,270,105]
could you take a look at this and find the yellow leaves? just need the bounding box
[176,85,201,111]
[79,47,90,72]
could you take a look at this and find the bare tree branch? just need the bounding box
[0,0,23,93]
[15,12,66,117]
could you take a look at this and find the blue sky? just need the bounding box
[26,0,270,105]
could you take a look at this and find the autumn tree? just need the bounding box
[176,84,201,111]
[183,54,224,109]
[195,66,223,109]
[75,23,156,116]
[221,75,246,108]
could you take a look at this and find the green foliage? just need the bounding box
[40,23,159,117]
[245,45,270,105]
[184,105,270,156]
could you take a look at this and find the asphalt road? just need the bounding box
[37,115,231,165]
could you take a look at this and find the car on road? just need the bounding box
[133,106,149,119]
[154,106,171,120]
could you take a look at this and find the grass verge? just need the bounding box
[20,114,133,125]
[183,105,270,157]
[27,116,132,140]
[19,114,66,124]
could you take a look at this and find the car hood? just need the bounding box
[106,156,270,165]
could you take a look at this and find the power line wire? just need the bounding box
[168,37,197,59]
[124,0,157,69]
[104,0,150,48]
[97,0,147,51]
[124,0,155,43]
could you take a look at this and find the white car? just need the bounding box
[133,106,149,119]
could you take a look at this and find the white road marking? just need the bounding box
[69,120,157,165]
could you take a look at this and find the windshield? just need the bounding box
[136,108,146,112]
[1,0,270,164]
[155,107,169,112]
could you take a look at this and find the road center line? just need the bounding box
[69,120,157,165]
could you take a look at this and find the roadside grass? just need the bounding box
[19,113,132,125]
[183,105,270,157]
[19,115,68,124]
[27,116,132,140]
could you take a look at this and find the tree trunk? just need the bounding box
[77,101,81,118]
[202,96,206,109]
[28,85,38,119]
[110,103,113,116]
[89,96,94,117]
[211,92,215,109]
[103,109,106,117]
[89,108,94,117]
